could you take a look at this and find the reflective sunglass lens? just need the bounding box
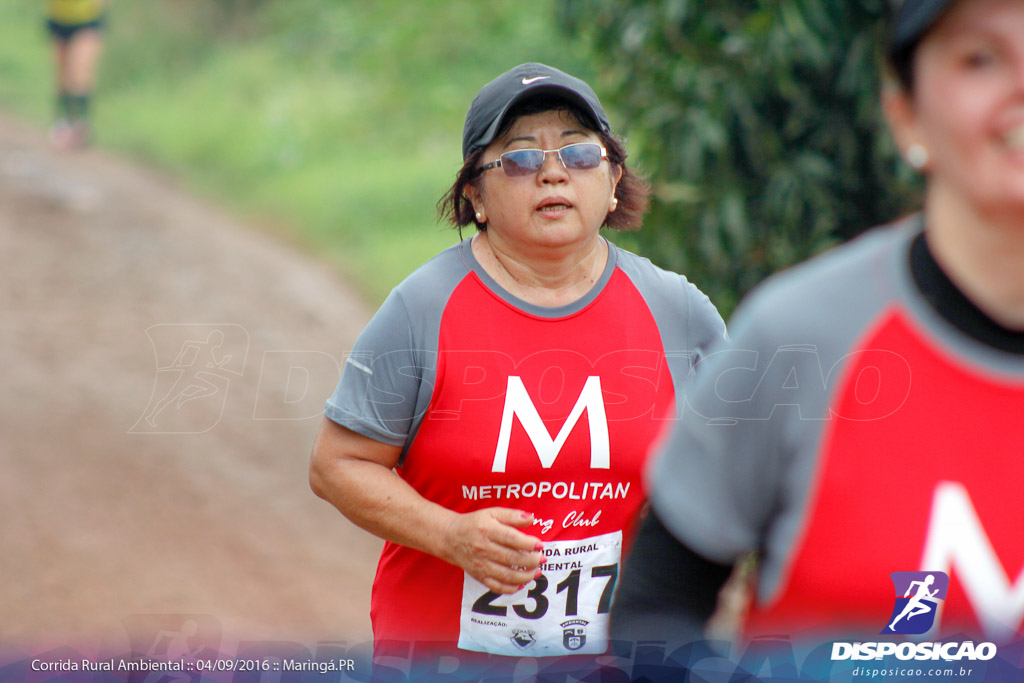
[492,144,604,177]
[560,144,602,169]
[501,150,545,176]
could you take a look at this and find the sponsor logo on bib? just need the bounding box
[511,629,536,650]
[561,619,589,651]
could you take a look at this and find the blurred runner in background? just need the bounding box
[612,0,1024,648]
[46,0,105,150]
[610,0,1024,651]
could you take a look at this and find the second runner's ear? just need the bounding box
[880,82,929,173]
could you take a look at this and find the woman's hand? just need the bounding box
[311,420,545,594]
[442,508,545,594]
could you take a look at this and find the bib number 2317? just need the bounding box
[458,531,621,656]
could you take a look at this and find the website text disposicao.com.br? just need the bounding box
[836,640,996,679]
[851,664,978,679]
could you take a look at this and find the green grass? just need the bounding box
[0,0,598,303]
[0,2,52,120]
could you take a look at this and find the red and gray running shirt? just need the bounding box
[325,238,724,656]
[650,218,1024,643]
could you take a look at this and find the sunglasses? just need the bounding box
[478,142,608,177]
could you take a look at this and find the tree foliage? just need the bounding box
[560,0,922,314]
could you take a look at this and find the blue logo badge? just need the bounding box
[882,571,949,635]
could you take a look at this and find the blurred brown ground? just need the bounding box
[0,110,382,655]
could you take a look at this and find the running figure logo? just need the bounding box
[882,571,949,635]
[122,613,221,682]
[131,324,248,434]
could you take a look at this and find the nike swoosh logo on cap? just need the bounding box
[521,76,551,85]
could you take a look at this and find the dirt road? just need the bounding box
[0,111,385,658]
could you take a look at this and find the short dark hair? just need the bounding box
[886,39,918,93]
[884,0,917,92]
[438,95,650,235]
[884,0,959,93]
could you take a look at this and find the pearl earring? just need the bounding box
[475,212,484,222]
[610,198,618,210]
[906,144,929,170]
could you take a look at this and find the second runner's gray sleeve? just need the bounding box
[648,225,911,576]
[650,306,798,563]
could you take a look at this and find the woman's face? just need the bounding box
[888,0,1024,215]
[468,109,621,252]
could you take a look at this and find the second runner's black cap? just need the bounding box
[886,0,957,63]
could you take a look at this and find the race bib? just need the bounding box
[457,531,621,656]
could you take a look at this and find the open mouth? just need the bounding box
[538,203,571,212]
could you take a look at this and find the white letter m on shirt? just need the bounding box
[492,376,610,473]
[921,481,1024,642]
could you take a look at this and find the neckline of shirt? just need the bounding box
[458,237,619,319]
[909,229,1024,356]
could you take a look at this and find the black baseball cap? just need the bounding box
[886,0,957,64]
[462,63,611,160]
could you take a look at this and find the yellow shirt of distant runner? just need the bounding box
[47,0,104,26]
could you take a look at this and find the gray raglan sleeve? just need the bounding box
[612,250,728,391]
[647,293,797,564]
[685,278,728,368]
[324,289,430,446]
[647,227,904,566]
